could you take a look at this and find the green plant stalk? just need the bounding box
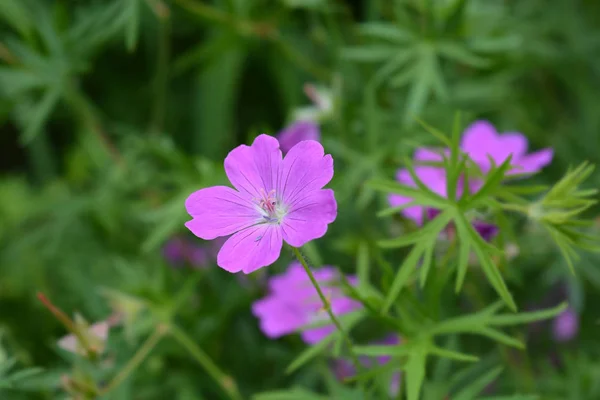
[168,324,243,400]
[291,247,365,377]
[100,325,167,395]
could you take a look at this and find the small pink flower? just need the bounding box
[185,134,337,274]
[251,262,361,344]
[460,120,553,175]
[388,148,498,241]
[277,120,321,154]
[58,321,111,356]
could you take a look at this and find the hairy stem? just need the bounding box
[291,246,364,377]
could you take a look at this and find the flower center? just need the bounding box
[255,189,286,224]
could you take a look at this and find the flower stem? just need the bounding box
[100,324,167,395]
[291,247,364,376]
[168,324,243,400]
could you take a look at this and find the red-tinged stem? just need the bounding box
[37,292,93,358]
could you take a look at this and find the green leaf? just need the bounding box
[355,344,411,357]
[489,302,567,326]
[458,214,516,311]
[474,328,524,349]
[453,367,503,400]
[405,341,428,400]
[21,87,62,144]
[429,346,479,362]
[0,0,33,39]
[454,217,471,293]
[124,0,141,52]
[437,42,491,68]
[341,46,398,62]
[367,179,449,209]
[377,217,442,248]
[358,23,413,43]
[463,156,513,208]
[253,388,329,400]
[285,333,336,374]
[357,241,370,289]
[382,243,425,314]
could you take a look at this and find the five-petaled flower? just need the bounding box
[185,134,337,274]
[251,262,361,344]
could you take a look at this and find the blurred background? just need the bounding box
[1,0,600,399]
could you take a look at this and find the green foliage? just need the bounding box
[1,0,600,399]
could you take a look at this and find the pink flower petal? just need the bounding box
[216,224,282,273]
[251,296,306,339]
[281,189,337,247]
[224,134,282,199]
[513,148,554,174]
[301,325,336,344]
[277,120,321,154]
[279,140,333,205]
[185,186,259,240]
[461,120,498,164]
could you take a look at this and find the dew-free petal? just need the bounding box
[185,186,259,240]
[281,189,337,247]
[224,134,282,198]
[251,296,306,339]
[277,120,321,154]
[279,140,333,205]
[515,148,554,174]
[217,224,283,273]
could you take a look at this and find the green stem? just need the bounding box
[168,324,242,400]
[100,325,167,395]
[291,247,364,376]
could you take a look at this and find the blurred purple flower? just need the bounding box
[553,307,579,342]
[461,120,553,175]
[162,236,208,268]
[389,149,498,241]
[276,120,321,154]
[333,335,402,396]
[251,262,361,344]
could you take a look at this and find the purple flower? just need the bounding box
[162,236,208,268]
[277,120,321,154]
[185,134,337,274]
[461,120,553,175]
[553,307,579,342]
[333,335,402,396]
[388,148,498,241]
[251,262,361,344]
